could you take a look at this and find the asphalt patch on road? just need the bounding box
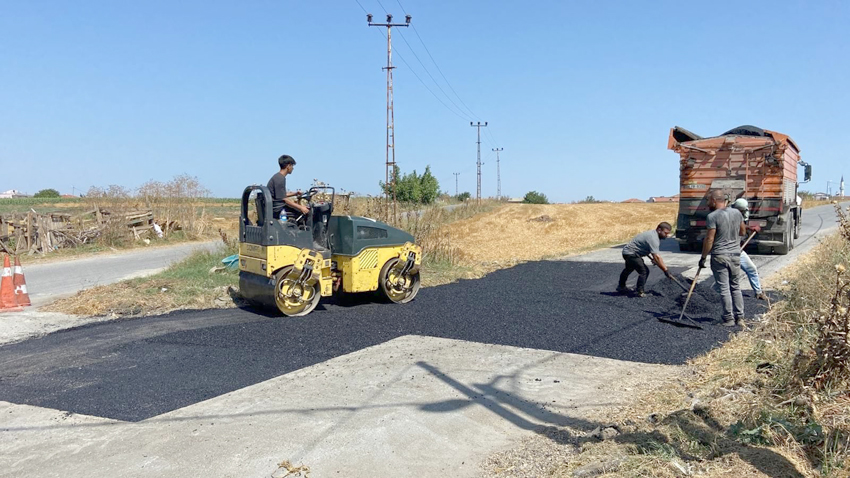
[0,260,773,421]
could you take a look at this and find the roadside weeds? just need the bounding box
[483,205,850,478]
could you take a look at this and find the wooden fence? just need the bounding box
[0,208,156,255]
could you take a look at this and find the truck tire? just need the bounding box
[793,213,801,239]
[775,221,794,255]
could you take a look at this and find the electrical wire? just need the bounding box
[395,0,486,122]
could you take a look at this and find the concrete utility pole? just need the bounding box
[453,172,460,196]
[492,148,503,200]
[368,13,411,222]
[470,121,487,203]
[841,175,845,198]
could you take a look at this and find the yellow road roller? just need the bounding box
[238,185,422,316]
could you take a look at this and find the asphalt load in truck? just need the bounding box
[0,259,774,422]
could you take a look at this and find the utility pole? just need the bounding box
[470,121,487,203]
[452,172,460,196]
[368,12,411,222]
[492,148,503,200]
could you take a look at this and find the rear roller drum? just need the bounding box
[274,266,321,317]
[379,258,421,304]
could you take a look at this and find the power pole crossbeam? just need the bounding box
[368,13,410,222]
[470,121,487,204]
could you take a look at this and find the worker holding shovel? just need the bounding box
[617,222,673,297]
[699,190,747,326]
[731,198,768,300]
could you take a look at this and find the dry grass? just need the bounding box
[492,226,850,478]
[445,203,678,266]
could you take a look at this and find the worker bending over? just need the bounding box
[617,222,673,297]
[699,190,746,326]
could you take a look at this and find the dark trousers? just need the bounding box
[619,254,649,292]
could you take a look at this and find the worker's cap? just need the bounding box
[731,198,749,211]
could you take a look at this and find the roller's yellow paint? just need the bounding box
[239,242,421,296]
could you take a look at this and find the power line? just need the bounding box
[395,0,483,122]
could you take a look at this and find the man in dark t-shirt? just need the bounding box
[267,155,308,220]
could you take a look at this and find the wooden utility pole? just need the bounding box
[368,13,411,222]
[470,121,487,203]
[492,148,503,200]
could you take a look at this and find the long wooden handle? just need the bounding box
[679,267,703,322]
[741,230,757,249]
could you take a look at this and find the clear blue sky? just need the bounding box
[1,1,847,202]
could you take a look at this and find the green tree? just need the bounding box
[455,192,471,202]
[34,188,60,198]
[419,166,439,204]
[578,195,603,204]
[523,191,549,204]
[379,165,441,204]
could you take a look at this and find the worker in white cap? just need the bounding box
[731,198,767,300]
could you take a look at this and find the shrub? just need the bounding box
[33,188,60,198]
[523,191,548,204]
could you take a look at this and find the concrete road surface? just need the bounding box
[22,241,221,307]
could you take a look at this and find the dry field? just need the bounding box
[446,202,678,266]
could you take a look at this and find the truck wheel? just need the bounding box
[379,258,421,304]
[775,221,793,255]
[793,215,801,239]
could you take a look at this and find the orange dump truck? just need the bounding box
[668,125,811,255]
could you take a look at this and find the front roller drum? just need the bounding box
[274,265,321,317]
[379,257,421,304]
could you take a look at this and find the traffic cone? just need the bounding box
[0,254,22,311]
[13,256,31,307]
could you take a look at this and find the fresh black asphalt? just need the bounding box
[0,259,771,422]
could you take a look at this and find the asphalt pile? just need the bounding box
[0,259,775,421]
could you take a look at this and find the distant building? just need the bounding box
[813,192,829,201]
[60,194,77,198]
[0,189,28,199]
[507,197,524,203]
[647,194,679,203]
[622,198,645,203]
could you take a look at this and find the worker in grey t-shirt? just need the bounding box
[617,222,673,297]
[698,190,746,326]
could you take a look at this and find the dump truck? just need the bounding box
[668,125,811,255]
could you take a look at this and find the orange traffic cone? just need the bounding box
[0,254,22,311]
[13,256,31,307]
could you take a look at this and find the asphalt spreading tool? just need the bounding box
[658,268,705,329]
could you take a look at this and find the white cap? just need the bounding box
[732,198,748,211]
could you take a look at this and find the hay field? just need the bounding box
[445,203,679,266]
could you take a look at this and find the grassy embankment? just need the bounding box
[46,201,678,317]
[487,204,850,478]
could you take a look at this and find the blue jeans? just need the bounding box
[739,251,761,294]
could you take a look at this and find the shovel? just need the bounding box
[657,268,705,330]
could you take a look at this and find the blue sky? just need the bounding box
[1,0,847,202]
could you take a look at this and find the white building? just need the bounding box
[0,189,27,199]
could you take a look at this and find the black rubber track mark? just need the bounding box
[0,260,771,422]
